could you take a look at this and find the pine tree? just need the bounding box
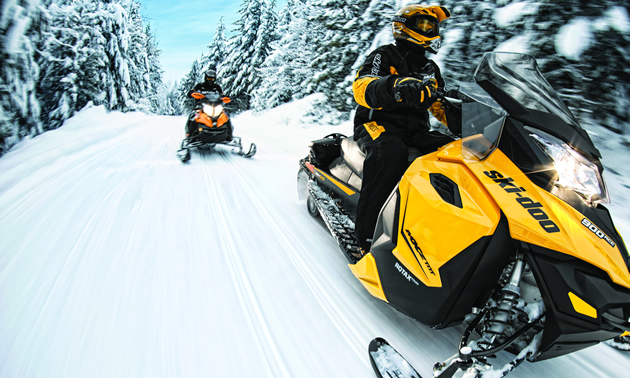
[201,17,228,73]
[178,59,203,112]
[0,0,44,153]
[220,0,278,110]
[305,0,394,121]
[252,0,314,110]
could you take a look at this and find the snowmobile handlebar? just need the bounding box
[190,92,231,104]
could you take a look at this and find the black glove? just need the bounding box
[392,77,438,110]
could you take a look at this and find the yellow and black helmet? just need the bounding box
[392,5,451,54]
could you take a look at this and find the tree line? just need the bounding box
[1,0,164,155]
[2,0,628,155]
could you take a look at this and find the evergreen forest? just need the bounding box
[1,0,628,155]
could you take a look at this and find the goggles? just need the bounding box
[414,17,440,37]
[395,15,440,38]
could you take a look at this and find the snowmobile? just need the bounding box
[297,52,630,377]
[177,91,256,162]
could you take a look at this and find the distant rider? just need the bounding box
[351,4,461,255]
[184,69,233,142]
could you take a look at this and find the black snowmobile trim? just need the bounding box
[523,244,630,361]
[372,211,515,328]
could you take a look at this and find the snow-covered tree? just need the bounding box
[178,59,203,112]
[305,0,395,121]
[0,0,44,153]
[201,17,228,73]
[252,0,315,110]
[152,81,184,115]
[220,0,278,110]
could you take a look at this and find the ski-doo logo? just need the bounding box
[395,262,419,286]
[484,171,560,234]
[582,218,616,248]
[371,54,382,75]
[392,16,407,23]
[404,229,435,275]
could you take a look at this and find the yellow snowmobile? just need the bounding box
[297,52,629,377]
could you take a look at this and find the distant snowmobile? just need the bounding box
[177,91,256,162]
[297,52,630,377]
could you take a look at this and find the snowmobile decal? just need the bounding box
[568,292,597,318]
[364,122,385,140]
[403,229,435,276]
[395,262,420,286]
[313,168,355,196]
[484,170,560,234]
[581,218,616,248]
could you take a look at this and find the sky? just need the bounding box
[141,0,287,84]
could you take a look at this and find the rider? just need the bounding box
[184,68,233,141]
[351,4,460,254]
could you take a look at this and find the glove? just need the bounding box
[392,77,438,110]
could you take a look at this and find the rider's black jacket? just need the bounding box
[187,82,223,97]
[352,40,450,137]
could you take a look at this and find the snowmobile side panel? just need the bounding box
[372,215,513,328]
[350,253,387,302]
[394,157,502,288]
[216,112,229,127]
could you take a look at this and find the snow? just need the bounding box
[495,35,530,55]
[1,95,630,377]
[555,18,593,61]
[493,2,539,28]
[600,6,630,33]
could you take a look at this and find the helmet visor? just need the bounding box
[414,17,440,38]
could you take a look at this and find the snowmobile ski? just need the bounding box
[604,335,630,351]
[177,146,191,162]
[231,137,256,158]
[369,338,422,378]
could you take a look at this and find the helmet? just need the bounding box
[392,5,450,54]
[204,69,216,82]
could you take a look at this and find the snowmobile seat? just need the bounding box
[326,138,365,191]
[341,138,365,179]
[328,138,422,192]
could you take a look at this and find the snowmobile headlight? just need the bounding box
[202,104,214,116]
[529,130,609,207]
[203,104,223,118]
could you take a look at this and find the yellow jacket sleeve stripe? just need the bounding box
[353,76,380,109]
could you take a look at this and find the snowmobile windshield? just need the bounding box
[202,92,221,102]
[474,52,580,129]
[458,82,507,161]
